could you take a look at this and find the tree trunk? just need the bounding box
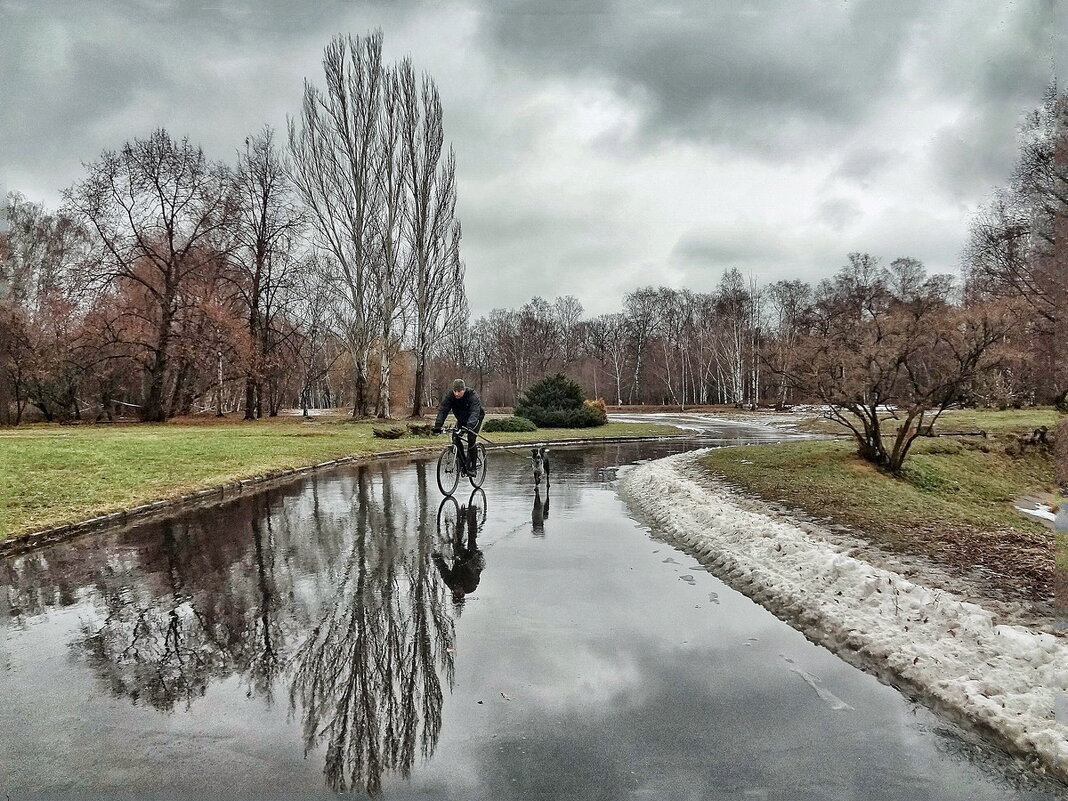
[142,292,176,422]
[353,351,370,418]
[377,343,391,419]
[411,354,426,418]
[244,377,256,420]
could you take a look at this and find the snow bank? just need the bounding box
[619,450,1068,782]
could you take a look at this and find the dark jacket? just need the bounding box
[435,388,485,431]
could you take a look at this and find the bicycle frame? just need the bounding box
[445,425,472,466]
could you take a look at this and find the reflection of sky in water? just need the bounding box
[1056,503,1068,533]
[0,438,1064,799]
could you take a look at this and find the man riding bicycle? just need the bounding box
[433,379,485,476]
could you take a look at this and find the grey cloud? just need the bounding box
[459,191,628,313]
[670,228,787,269]
[666,226,851,295]
[817,198,863,232]
[2,0,1061,317]
[832,148,900,186]
[0,0,420,201]
[914,0,1056,197]
[478,0,931,153]
[929,119,1021,202]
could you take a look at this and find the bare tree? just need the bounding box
[585,313,631,405]
[553,295,584,367]
[764,279,812,408]
[711,269,750,405]
[399,60,466,417]
[65,129,236,422]
[623,288,657,403]
[289,33,384,418]
[0,192,92,422]
[292,257,339,415]
[371,67,415,418]
[784,254,1007,473]
[964,84,1067,407]
[233,127,304,419]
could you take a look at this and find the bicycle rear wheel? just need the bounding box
[468,444,487,488]
[467,487,488,528]
[437,445,460,495]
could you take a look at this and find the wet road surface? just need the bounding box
[1,436,1064,799]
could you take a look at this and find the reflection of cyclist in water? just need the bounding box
[433,498,485,606]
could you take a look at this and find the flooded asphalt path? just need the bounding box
[1,435,1064,800]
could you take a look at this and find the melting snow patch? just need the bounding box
[1016,503,1057,523]
[620,450,1068,782]
[789,666,854,711]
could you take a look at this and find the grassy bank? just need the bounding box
[701,419,1061,598]
[789,406,1061,437]
[0,416,680,540]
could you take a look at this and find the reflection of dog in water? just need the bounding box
[531,447,550,487]
[433,502,485,606]
[532,486,550,535]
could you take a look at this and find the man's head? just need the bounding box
[452,378,466,398]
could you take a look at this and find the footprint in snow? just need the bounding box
[662,557,680,565]
[680,575,695,584]
[707,592,719,604]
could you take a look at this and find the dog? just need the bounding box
[531,447,550,487]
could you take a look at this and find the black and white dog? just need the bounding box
[531,447,550,487]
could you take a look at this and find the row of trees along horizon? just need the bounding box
[0,32,1064,469]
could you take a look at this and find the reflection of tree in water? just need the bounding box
[74,493,306,712]
[5,459,457,794]
[79,523,231,712]
[289,462,456,796]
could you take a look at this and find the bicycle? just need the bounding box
[436,425,487,495]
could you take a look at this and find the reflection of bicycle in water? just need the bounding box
[437,488,487,539]
[434,490,487,607]
[436,425,487,496]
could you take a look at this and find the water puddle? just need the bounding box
[0,437,1062,798]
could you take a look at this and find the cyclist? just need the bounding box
[433,379,485,476]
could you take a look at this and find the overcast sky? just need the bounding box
[2,0,1064,316]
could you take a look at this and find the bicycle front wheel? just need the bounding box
[437,495,460,545]
[468,444,487,488]
[437,445,460,495]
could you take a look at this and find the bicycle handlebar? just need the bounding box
[439,424,495,445]
[439,425,474,435]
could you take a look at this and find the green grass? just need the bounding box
[702,432,1062,581]
[0,417,680,539]
[792,406,1061,436]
